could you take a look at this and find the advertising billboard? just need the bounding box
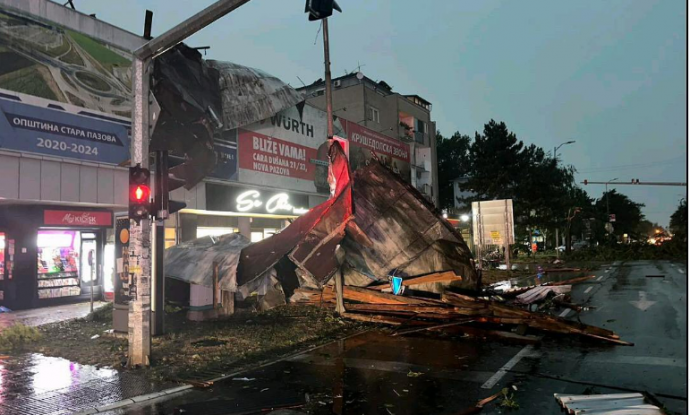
[471,199,515,246]
[0,5,133,165]
[237,104,335,194]
[339,117,411,181]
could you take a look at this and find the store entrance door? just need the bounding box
[80,236,97,293]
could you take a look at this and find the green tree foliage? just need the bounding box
[594,190,645,240]
[436,131,471,209]
[669,200,687,242]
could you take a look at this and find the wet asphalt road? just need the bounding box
[120,260,687,415]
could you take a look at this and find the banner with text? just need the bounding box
[0,96,130,164]
[340,118,411,179]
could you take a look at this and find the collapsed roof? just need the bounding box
[150,44,304,189]
[164,140,479,296]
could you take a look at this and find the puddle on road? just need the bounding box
[138,331,509,415]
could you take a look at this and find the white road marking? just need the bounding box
[481,345,536,389]
[605,270,610,273]
[584,286,593,294]
[678,269,685,274]
[597,276,604,281]
[629,291,656,311]
[559,309,571,318]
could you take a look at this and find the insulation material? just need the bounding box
[164,233,250,292]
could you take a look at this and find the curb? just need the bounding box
[74,329,371,414]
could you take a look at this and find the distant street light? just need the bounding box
[606,177,618,218]
[553,140,575,257]
[460,214,470,222]
[553,140,576,160]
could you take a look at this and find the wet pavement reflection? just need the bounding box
[0,353,174,414]
[124,331,525,415]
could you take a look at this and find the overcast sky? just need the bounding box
[81,0,687,226]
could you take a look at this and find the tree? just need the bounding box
[669,200,687,243]
[594,190,645,241]
[436,131,471,209]
[456,120,578,246]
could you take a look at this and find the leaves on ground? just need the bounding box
[18,304,363,384]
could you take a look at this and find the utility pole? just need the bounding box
[323,18,333,139]
[322,18,345,315]
[127,0,252,367]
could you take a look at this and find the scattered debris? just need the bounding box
[544,268,581,273]
[555,392,664,415]
[90,334,99,340]
[233,377,256,381]
[292,285,631,345]
[407,370,423,378]
[514,285,571,305]
[499,387,520,410]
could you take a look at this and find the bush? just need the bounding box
[0,324,42,352]
[85,302,113,322]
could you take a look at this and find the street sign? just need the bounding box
[609,214,616,222]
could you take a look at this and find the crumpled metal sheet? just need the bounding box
[164,233,251,291]
[237,140,353,287]
[343,161,479,290]
[151,44,304,189]
[207,60,305,131]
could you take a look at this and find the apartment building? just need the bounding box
[298,73,439,205]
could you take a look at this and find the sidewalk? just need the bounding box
[0,301,108,330]
[0,302,178,414]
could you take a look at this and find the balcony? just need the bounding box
[414,131,425,144]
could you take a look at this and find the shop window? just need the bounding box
[37,231,81,299]
[197,227,237,239]
[250,232,264,243]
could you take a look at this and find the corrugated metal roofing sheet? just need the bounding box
[554,393,664,415]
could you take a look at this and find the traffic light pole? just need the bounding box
[128,57,152,367]
[127,0,254,367]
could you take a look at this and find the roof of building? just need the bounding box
[298,72,431,109]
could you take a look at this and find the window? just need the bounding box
[415,119,427,144]
[368,106,380,123]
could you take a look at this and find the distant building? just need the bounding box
[298,73,439,205]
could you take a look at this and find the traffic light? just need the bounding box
[305,0,342,21]
[129,164,152,222]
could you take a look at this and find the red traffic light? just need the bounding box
[132,184,150,202]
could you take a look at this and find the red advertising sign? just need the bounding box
[342,119,410,162]
[238,129,318,180]
[43,210,113,227]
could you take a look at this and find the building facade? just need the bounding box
[298,73,439,206]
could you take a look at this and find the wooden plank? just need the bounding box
[367,271,462,291]
[344,286,436,305]
[441,326,542,345]
[341,312,412,325]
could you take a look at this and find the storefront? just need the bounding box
[169,183,324,246]
[0,206,113,309]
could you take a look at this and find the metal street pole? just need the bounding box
[128,57,152,367]
[323,18,334,139]
[321,17,344,315]
[553,140,575,255]
[128,0,253,367]
[605,177,617,219]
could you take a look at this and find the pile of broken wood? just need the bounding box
[290,272,631,346]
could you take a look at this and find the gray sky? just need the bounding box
[82,0,687,226]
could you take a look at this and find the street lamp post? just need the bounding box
[553,140,575,160]
[553,140,575,257]
[605,177,618,218]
